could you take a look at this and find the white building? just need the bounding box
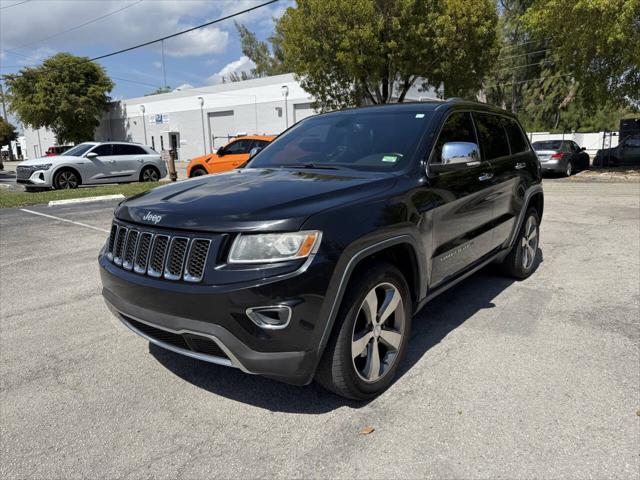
[22,73,316,161]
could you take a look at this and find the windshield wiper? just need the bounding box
[285,163,346,170]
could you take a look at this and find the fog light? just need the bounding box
[246,305,292,330]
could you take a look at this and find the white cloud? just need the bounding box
[152,61,162,69]
[162,27,229,58]
[206,56,256,85]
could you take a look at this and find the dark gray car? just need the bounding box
[533,140,590,176]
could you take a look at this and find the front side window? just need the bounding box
[474,113,510,160]
[63,143,95,157]
[625,136,640,147]
[504,119,528,154]
[432,112,477,163]
[248,110,431,172]
[224,140,253,155]
[91,144,113,156]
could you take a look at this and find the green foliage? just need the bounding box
[522,0,640,104]
[235,22,288,78]
[3,53,114,144]
[275,0,499,110]
[145,86,172,96]
[0,116,17,147]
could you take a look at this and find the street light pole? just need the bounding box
[281,85,289,129]
[198,97,206,155]
[140,105,147,145]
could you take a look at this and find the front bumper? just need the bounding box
[100,248,336,385]
[16,167,52,187]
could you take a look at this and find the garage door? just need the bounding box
[208,111,235,150]
[293,103,315,123]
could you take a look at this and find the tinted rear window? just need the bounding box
[504,119,528,154]
[474,113,510,160]
[532,141,562,150]
[113,144,147,155]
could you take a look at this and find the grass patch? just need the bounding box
[0,182,166,209]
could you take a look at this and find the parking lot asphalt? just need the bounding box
[1,180,639,479]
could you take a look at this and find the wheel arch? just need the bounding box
[313,235,424,372]
[52,165,83,186]
[139,163,160,181]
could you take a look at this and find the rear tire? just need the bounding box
[315,261,412,400]
[501,208,540,279]
[190,167,207,178]
[53,169,80,189]
[564,160,572,177]
[140,166,160,182]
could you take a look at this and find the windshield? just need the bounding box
[532,141,562,151]
[62,143,95,157]
[247,110,431,172]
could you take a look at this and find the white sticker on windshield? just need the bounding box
[415,113,425,118]
[382,155,398,163]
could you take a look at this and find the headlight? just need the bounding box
[228,231,322,264]
[32,163,52,170]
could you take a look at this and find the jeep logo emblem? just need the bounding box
[142,212,163,224]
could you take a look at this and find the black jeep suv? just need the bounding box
[99,100,543,400]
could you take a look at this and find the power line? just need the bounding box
[497,60,553,71]
[0,0,32,10]
[485,73,572,89]
[499,37,550,52]
[498,49,550,62]
[2,0,280,79]
[5,0,145,53]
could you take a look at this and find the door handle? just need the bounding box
[515,162,526,170]
[478,172,493,182]
[109,160,117,164]
[137,158,144,163]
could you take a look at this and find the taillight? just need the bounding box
[550,153,564,159]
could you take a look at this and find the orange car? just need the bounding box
[187,135,275,177]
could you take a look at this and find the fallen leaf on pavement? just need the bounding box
[359,426,375,435]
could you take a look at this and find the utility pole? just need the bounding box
[0,83,15,161]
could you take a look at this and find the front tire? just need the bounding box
[315,261,412,400]
[53,169,79,189]
[190,167,207,178]
[501,208,540,279]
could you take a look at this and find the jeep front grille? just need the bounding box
[106,222,212,282]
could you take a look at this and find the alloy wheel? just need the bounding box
[566,162,572,176]
[142,168,159,182]
[58,171,78,189]
[521,215,538,270]
[351,282,405,383]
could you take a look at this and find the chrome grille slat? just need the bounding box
[133,233,153,274]
[113,226,128,266]
[184,239,211,283]
[122,230,139,270]
[147,235,170,278]
[164,237,189,280]
[106,222,211,283]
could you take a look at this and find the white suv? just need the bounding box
[16,142,168,190]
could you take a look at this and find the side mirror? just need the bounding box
[216,147,225,156]
[248,146,262,159]
[580,147,586,151]
[429,142,480,174]
[86,152,98,159]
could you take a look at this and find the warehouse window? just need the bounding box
[151,136,155,150]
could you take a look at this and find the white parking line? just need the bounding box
[20,208,109,233]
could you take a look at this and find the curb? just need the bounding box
[48,194,125,206]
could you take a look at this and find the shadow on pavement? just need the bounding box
[151,250,543,413]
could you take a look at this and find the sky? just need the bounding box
[0,0,293,102]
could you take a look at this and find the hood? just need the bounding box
[116,168,397,232]
[19,155,78,166]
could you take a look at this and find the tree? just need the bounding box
[3,53,114,144]
[0,116,17,148]
[275,0,499,110]
[235,22,287,78]
[522,0,640,104]
[145,86,172,96]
